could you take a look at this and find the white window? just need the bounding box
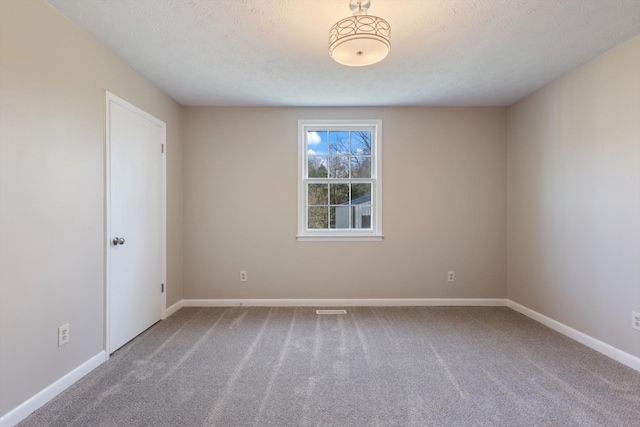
[297,120,383,241]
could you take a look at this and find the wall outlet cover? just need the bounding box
[58,323,70,347]
[632,311,640,331]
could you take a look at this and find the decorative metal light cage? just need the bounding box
[329,1,391,67]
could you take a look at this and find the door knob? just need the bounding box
[112,237,125,246]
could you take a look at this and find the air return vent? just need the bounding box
[316,310,347,315]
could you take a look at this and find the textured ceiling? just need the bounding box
[46,0,640,107]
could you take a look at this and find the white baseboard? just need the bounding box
[182,298,508,307]
[0,351,106,427]
[507,300,640,372]
[164,299,184,318]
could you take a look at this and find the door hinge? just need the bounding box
[161,283,165,293]
[161,144,164,153]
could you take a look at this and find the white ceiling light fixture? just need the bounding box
[329,0,391,67]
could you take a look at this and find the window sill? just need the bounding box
[296,235,384,242]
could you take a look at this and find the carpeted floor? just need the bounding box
[19,307,640,426]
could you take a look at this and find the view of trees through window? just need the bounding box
[306,130,373,229]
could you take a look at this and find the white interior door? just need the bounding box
[107,93,165,354]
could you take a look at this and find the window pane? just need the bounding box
[329,131,349,154]
[351,205,372,229]
[308,156,328,177]
[330,183,349,205]
[308,184,328,205]
[330,206,350,229]
[351,183,371,203]
[350,156,371,178]
[329,156,349,178]
[308,207,328,229]
[351,131,371,155]
[307,131,327,155]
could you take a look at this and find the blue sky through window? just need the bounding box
[307,131,328,155]
[307,130,371,155]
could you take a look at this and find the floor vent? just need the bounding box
[316,309,347,315]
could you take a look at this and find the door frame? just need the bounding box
[104,91,167,358]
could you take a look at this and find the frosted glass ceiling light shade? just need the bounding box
[329,0,390,67]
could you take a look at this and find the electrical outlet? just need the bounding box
[447,271,455,282]
[632,311,640,331]
[240,271,248,282]
[58,323,69,347]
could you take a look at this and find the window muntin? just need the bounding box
[298,120,382,241]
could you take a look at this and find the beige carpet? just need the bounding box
[20,307,640,426]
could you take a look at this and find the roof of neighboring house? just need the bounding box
[341,195,371,206]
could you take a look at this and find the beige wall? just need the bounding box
[507,35,640,357]
[183,107,507,300]
[0,0,183,416]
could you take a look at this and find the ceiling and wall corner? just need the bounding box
[46,0,640,107]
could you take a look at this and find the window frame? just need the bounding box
[297,119,383,241]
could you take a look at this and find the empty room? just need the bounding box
[1,0,639,426]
